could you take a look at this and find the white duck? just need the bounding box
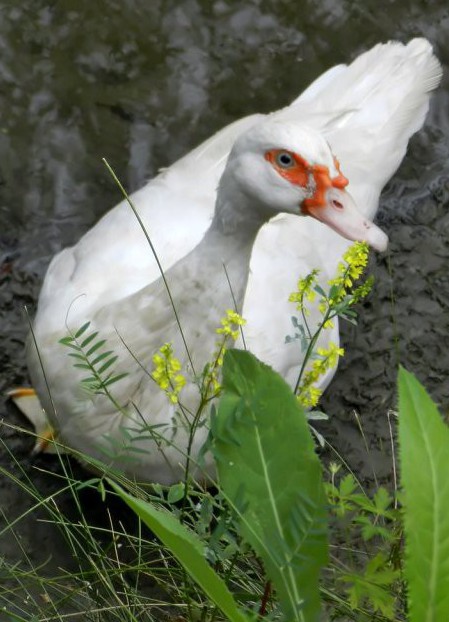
[11,38,441,484]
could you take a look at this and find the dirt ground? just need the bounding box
[1,1,449,615]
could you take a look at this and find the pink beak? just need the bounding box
[305,187,388,252]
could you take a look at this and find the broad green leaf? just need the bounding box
[398,367,449,622]
[212,349,328,622]
[108,480,251,622]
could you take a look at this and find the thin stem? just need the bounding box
[300,303,313,341]
[223,262,247,350]
[294,308,331,394]
[24,306,59,421]
[102,158,196,375]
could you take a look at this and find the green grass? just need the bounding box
[5,368,449,621]
[0,395,402,622]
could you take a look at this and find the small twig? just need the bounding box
[258,580,272,617]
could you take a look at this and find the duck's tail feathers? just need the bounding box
[291,38,442,139]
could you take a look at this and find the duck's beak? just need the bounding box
[303,187,388,252]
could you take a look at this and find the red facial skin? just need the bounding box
[264,149,348,214]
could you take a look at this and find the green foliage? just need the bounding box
[211,349,328,622]
[325,467,401,620]
[326,472,398,541]
[398,367,449,622]
[59,321,128,407]
[341,553,400,619]
[108,479,253,622]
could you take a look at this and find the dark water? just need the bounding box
[0,0,448,612]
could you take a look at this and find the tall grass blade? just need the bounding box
[108,480,252,622]
[212,349,328,622]
[398,367,449,622]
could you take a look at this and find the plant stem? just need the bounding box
[259,580,272,617]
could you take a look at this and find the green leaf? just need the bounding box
[59,335,75,345]
[86,340,107,357]
[398,367,449,622]
[91,350,114,366]
[339,474,358,498]
[212,349,328,622]
[103,372,128,387]
[341,553,399,619]
[81,376,99,384]
[81,331,99,348]
[313,284,327,298]
[58,339,81,351]
[167,483,185,504]
[68,352,87,360]
[97,355,118,375]
[108,480,251,622]
[75,322,91,338]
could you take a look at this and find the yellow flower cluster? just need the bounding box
[216,309,246,340]
[297,342,345,408]
[204,310,246,398]
[152,342,186,404]
[329,241,369,292]
[288,269,320,314]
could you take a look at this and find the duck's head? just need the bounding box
[220,119,388,251]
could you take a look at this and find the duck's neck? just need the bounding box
[180,191,268,313]
[115,186,273,375]
[211,173,273,237]
[197,186,271,302]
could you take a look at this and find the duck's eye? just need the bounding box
[275,152,295,168]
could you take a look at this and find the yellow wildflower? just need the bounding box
[317,342,345,368]
[297,385,322,408]
[152,343,186,404]
[297,342,344,408]
[216,309,246,340]
[318,301,327,315]
[203,310,246,399]
[328,241,370,296]
[352,275,374,303]
[289,269,320,312]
